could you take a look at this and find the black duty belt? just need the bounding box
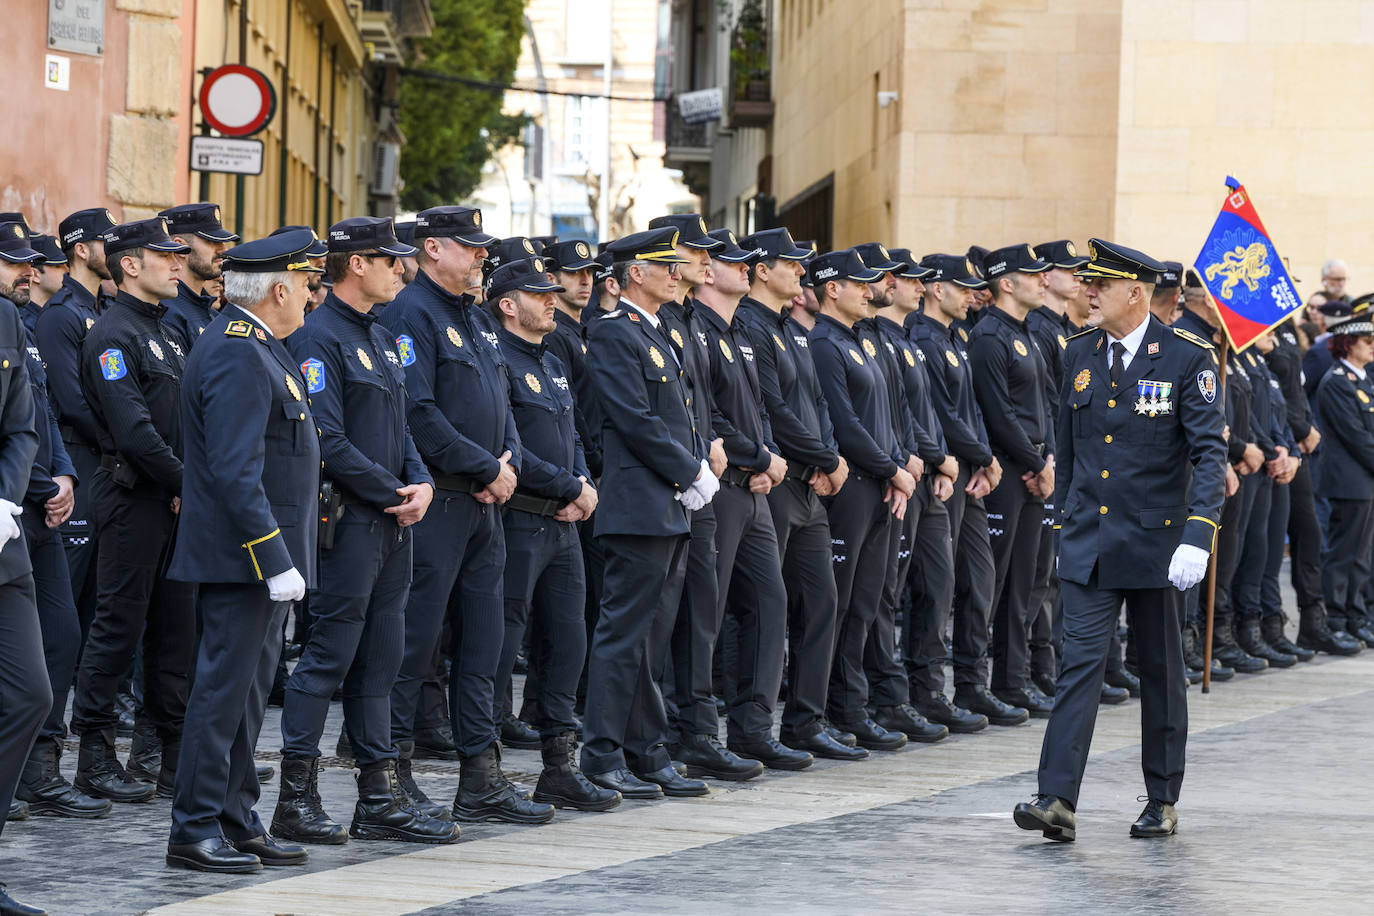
[784,461,817,482]
[504,491,567,518]
[60,425,95,451]
[430,473,483,495]
[718,467,754,487]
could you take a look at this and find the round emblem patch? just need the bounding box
[285,375,302,401]
[356,347,373,371]
[719,339,734,362]
[1197,369,1217,403]
[945,350,960,368]
[849,349,864,366]
[649,346,665,369]
[862,338,877,358]
[903,348,915,367]
[525,372,542,394]
[1074,369,1091,392]
[522,239,535,253]
[670,328,684,348]
[148,339,164,360]
[1066,241,1077,256]
[773,333,786,351]
[1013,340,1029,357]
[576,241,590,257]
[447,326,463,348]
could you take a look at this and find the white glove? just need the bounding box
[1167,544,1210,592]
[677,487,707,511]
[266,567,307,602]
[0,499,20,543]
[693,460,720,504]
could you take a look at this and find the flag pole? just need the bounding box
[1201,337,1228,694]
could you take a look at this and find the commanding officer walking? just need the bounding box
[385,207,552,825]
[734,228,861,761]
[488,258,618,813]
[158,203,239,350]
[164,230,321,874]
[72,219,197,803]
[0,224,48,916]
[581,227,715,800]
[1015,240,1226,842]
[275,217,454,846]
[969,245,1055,718]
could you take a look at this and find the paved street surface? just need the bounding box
[6,630,1372,915]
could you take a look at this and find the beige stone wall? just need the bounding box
[1114,0,1374,299]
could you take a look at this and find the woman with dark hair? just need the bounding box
[1313,314,1374,647]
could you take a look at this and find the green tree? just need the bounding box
[399,0,528,211]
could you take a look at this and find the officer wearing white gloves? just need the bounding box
[1013,240,1226,845]
[164,230,324,874]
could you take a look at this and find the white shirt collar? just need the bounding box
[1106,314,1150,362]
[621,297,660,329]
[1341,358,1367,381]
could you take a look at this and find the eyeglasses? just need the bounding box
[358,253,398,268]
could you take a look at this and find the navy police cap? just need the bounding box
[58,208,117,248]
[604,228,690,265]
[272,224,329,257]
[544,239,598,272]
[920,253,988,289]
[808,248,883,287]
[1034,239,1089,270]
[983,244,1051,281]
[706,229,758,264]
[739,228,811,263]
[853,242,902,273]
[392,220,416,249]
[488,258,565,298]
[222,229,326,274]
[326,216,417,256]
[1157,260,1184,289]
[102,218,191,256]
[486,237,543,274]
[0,213,32,239]
[0,223,44,264]
[413,206,498,247]
[888,248,934,280]
[31,235,67,265]
[1074,238,1168,285]
[159,203,239,243]
[648,214,722,250]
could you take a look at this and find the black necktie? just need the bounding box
[1110,341,1127,390]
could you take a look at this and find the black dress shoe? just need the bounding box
[781,729,868,761]
[1214,644,1267,673]
[1130,798,1178,837]
[834,716,907,751]
[586,767,663,800]
[913,692,988,733]
[0,883,46,915]
[872,704,948,742]
[500,714,541,750]
[232,834,309,866]
[635,765,709,797]
[166,836,263,873]
[1031,672,1057,698]
[1099,683,1129,704]
[823,723,858,747]
[954,686,1029,726]
[991,688,1053,720]
[1209,658,1235,681]
[1184,665,1203,685]
[676,733,764,781]
[1298,624,1363,656]
[1013,794,1075,842]
[727,737,813,771]
[1349,622,1374,647]
[1105,666,1142,696]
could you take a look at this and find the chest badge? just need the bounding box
[285,375,302,402]
[1134,380,1174,417]
[1359,390,1371,405]
[862,338,877,358]
[1013,339,1028,357]
[903,348,915,367]
[1074,369,1091,392]
[148,339,164,361]
[525,372,542,394]
[720,339,734,363]
[849,349,864,366]
[85,317,95,330]
[1147,341,1160,355]
[648,346,665,369]
[670,328,684,348]
[356,347,373,371]
[773,333,786,351]
[446,326,463,349]
[958,327,969,343]
[945,349,959,368]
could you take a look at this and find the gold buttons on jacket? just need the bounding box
[1104,434,1113,444]
[1101,470,1109,479]
[1107,398,1116,408]
[1099,505,1109,515]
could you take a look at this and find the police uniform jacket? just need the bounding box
[809,312,903,479]
[910,311,994,469]
[19,301,40,336]
[1243,349,1296,459]
[585,303,703,538]
[168,306,320,585]
[1054,315,1227,589]
[694,304,777,473]
[545,308,603,478]
[161,280,219,353]
[81,290,188,497]
[496,326,588,502]
[387,270,519,486]
[659,297,715,442]
[1303,335,1336,405]
[1267,321,1315,442]
[286,292,430,512]
[1313,361,1374,500]
[22,323,76,508]
[968,305,1052,474]
[733,297,840,474]
[1173,308,1253,467]
[35,273,102,447]
[874,315,946,466]
[0,296,38,582]
[1026,305,1071,436]
[859,317,920,464]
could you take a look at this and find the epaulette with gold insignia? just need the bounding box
[1172,327,1216,350]
[225,320,252,338]
[601,310,622,319]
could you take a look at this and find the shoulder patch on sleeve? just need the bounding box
[301,358,326,394]
[98,348,126,381]
[1172,327,1216,350]
[225,319,252,338]
[396,335,416,367]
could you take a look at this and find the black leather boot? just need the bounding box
[395,740,450,819]
[17,738,111,818]
[349,760,461,843]
[1261,615,1314,662]
[1297,605,1362,656]
[1211,614,1267,673]
[1237,617,1296,668]
[534,733,621,812]
[124,717,161,784]
[73,729,155,803]
[155,740,180,799]
[270,756,348,845]
[500,714,541,750]
[413,723,459,760]
[453,744,555,824]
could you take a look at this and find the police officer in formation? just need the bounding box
[6,198,1374,913]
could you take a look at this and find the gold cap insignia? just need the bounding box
[576,242,589,257]
[1066,241,1077,256]
[522,239,534,253]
